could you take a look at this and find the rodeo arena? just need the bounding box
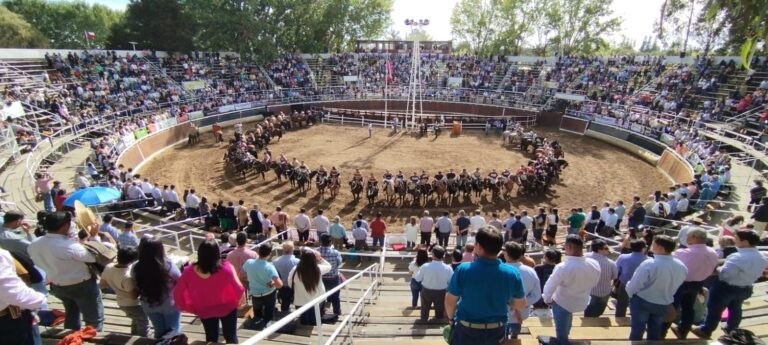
[4,21,768,345]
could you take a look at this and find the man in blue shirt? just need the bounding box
[435,212,452,247]
[626,235,687,340]
[692,230,768,339]
[445,226,525,345]
[455,210,471,248]
[319,234,343,316]
[272,241,299,312]
[99,214,120,242]
[243,243,283,322]
[614,240,648,317]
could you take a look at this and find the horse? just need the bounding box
[382,180,396,205]
[329,176,341,199]
[394,179,408,205]
[253,161,268,180]
[434,179,447,204]
[459,178,473,202]
[471,177,484,199]
[366,183,379,206]
[502,129,521,146]
[407,180,421,205]
[270,162,288,182]
[502,176,518,198]
[349,179,363,200]
[447,179,459,204]
[187,127,200,145]
[316,175,329,198]
[296,171,310,192]
[484,177,500,198]
[419,182,432,205]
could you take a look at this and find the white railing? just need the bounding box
[240,263,379,345]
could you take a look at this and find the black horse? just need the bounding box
[349,179,364,200]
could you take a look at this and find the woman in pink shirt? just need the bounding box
[174,240,244,343]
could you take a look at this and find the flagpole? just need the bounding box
[84,30,91,51]
[384,62,388,130]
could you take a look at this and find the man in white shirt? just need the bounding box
[675,193,690,219]
[140,178,153,198]
[75,171,91,189]
[540,235,600,345]
[294,208,311,242]
[414,245,453,321]
[503,242,541,339]
[520,210,534,235]
[599,208,619,237]
[28,212,103,331]
[126,182,145,208]
[469,210,486,233]
[185,189,201,218]
[164,185,181,212]
[0,248,46,343]
[313,209,330,236]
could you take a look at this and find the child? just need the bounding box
[533,249,561,308]
[461,244,474,262]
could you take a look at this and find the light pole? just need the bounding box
[404,19,429,130]
[129,41,138,51]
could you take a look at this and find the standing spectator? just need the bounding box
[693,230,768,339]
[352,220,369,250]
[247,204,264,239]
[614,240,648,318]
[0,211,36,262]
[313,209,330,237]
[626,235,687,340]
[174,240,245,343]
[287,249,332,325]
[750,197,768,235]
[534,249,562,308]
[272,241,299,312]
[236,200,249,230]
[294,208,311,243]
[370,212,387,248]
[748,180,766,212]
[419,211,434,245]
[488,212,503,232]
[435,211,452,247]
[242,243,282,323]
[132,238,182,339]
[226,232,258,284]
[583,240,618,317]
[34,172,54,212]
[408,249,429,308]
[533,208,547,244]
[404,216,419,249]
[414,245,453,321]
[117,221,139,249]
[101,247,149,337]
[28,212,103,331]
[628,200,646,229]
[319,234,342,316]
[54,189,68,211]
[0,248,46,345]
[445,226,525,345]
[614,201,626,230]
[329,216,347,249]
[455,210,471,248]
[503,242,541,339]
[545,209,559,245]
[539,235,600,345]
[469,209,486,234]
[565,209,584,235]
[270,207,289,241]
[668,228,719,339]
[509,215,527,244]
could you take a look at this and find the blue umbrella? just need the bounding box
[64,186,122,207]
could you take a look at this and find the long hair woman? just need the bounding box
[408,248,429,308]
[174,239,243,343]
[287,248,331,325]
[132,237,181,339]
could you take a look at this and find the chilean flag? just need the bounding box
[386,60,393,83]
[84,31,96,40]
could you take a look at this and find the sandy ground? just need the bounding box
[139,123,669,230]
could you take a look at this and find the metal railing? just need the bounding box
[240,263,379,345]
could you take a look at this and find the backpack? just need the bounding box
[81,240,117,274]
[718,329,765,345]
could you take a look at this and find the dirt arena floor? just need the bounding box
[139,123,670,230]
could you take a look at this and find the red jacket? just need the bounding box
[370,218,387,237]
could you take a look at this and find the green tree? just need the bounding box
[405,29,432,42]
[3,0,123,49]
[106,0,195,51]
[450,0,504,56]
[546,0,622,55]
[701,0,768,67]
[0,5,48,48]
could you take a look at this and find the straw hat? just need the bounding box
[74,200,98,230]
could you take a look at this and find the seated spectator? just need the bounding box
[287,248,332,325]
[132,237,181,339]
[414,245,453,322]
[174,239,244,343]
[117,221,139,249]
[243,243,282,323]
[99,215,119,243]
[101,247,149,337]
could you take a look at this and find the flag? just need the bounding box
[386,60,393,83]
[84,31,96,40]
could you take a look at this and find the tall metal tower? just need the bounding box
[404,19,429,130]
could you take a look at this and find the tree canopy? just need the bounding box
[0,5,48,48]
[106,0,196,51]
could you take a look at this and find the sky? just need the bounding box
[83,0,666,48]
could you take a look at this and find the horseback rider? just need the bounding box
[316,165,327,181]
[434,171,444,182]
[291,157,300,169]
[298,161,310,176]
[501,169,512,183]
[472,168,482,180]
[353,169,363,182]
[420,170,429,184]
[330,166,340,178]
[263,148,272,164]
[409,172,420,185]
[488,169,499,184]
[367,174,378,188]
[395,170,404,182]
[383,169,394,188]
[446,169,456,182]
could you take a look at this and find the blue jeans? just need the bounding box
[410,278,422,307]
[141,302,181,339]
[41,192,53,212]
[372,236,385,247]
[456,234,468,248]
[700,280,753,334]
[200,308,238,343]
[506,323,522,339]
[451,321,505,345]
[567,227,579,235]
[322,275,342,315]
[629,295,668,340]
[49,278,104,331]
[552,303,573,345]
[278,286,294,312]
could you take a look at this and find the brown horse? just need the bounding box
[329,176,341,199]
[502,176,518,198]
[434,179,447,204]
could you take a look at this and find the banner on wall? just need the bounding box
[629,123,645,133]
[593,115,617,126]
[342,76,359,82]
[0,101,25,119]
[188,110,204,121]
[447,77,463,87]
[121,133,136,147]
[134,128,149,140]
[660,133,675,146]
[182,80,207,90]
